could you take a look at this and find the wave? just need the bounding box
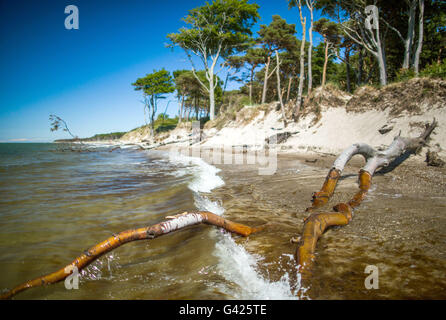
[168,152,224,193]
[167,150,298,300]
[214,234,297,299]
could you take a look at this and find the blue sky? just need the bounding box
[0,0,324,142]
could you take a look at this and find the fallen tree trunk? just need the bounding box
[1,211,265,299]
[265,131,297,145]
[296,119,437,279]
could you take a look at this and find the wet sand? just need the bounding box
[204,151,446,299]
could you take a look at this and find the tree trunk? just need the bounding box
[179,94,185,124]
[249,68,254,105]
[413,0,425,74]
[322,39,329,88]
[378,20,388,86]
[275,50,287,128]
[286,76,293,102]
[297,119,437,279]
[150,96,155,137]
[222,72,230,101]
[195,97,199,120]
[403,0,417,69]
[261,56,271,104]
[377,50,387,86]
[374,20,388,86]
[357,48,364,85]
[209,70,215,120]
[295,12,306,120]
[345,48,351,93]
[307,4,313,95]
[1,211,265,299]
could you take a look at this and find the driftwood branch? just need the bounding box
[296,119,438,279]
[1,211,265,299]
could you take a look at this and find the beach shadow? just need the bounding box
[374,150,414,175]
[339,173,358,181]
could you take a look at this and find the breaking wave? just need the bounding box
[167,150,298,300]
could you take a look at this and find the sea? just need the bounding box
[0,143,298,299]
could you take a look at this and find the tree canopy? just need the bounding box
[129,0,444,132]
[132,69,175,136]
[167,0,260,120]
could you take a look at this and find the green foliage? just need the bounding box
[128,0,445,131]
[172,69,190,98]
[420,1,446,68]
[258,15,298,53]
[313,18,340,44]
[172,69,223,121]
[311,42,337,86]
[167,0,259,120]
[210,92,253,130]
[84,132,127,141]
[315,0,445,85]
[225,55,246,72]
[235,95,252,111]
[154,116,179,133]
[221,91,251,111]
[395,68,416,82]
[255,15,299,103]
[132,69,175,134]
[132,68,175,97]
[420,59,446,79]
[167,0,260,58]
[233,47,267,100]
[393,60,446,82]
[129,116,179,135]
[157,113,168,120]
[330,59,356,92]
[243,48,267,69]
[173,69,207,108]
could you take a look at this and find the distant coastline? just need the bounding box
[53,131,126,143]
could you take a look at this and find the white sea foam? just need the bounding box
[168,152,224,193]
[166,168,189,178]
[214,234,298,300]
[167,150,298,300]
[119,145,138,149]
[194,193,225,215]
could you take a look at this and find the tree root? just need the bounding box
[296,119,437,280]
[305,168,341,212]
[297,171,371,277]
[1,211,265,299]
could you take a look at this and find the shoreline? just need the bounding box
[6,139,443,299]
[155,143,446,299]
[77,93,446,298]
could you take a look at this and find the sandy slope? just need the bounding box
[201,79,445,157]
[121,78,446,158]
[282,105,444,155]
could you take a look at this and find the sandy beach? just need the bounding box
[160,144,446,299]
[124,78,446,298]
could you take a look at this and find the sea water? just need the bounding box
[0,143,296,299]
